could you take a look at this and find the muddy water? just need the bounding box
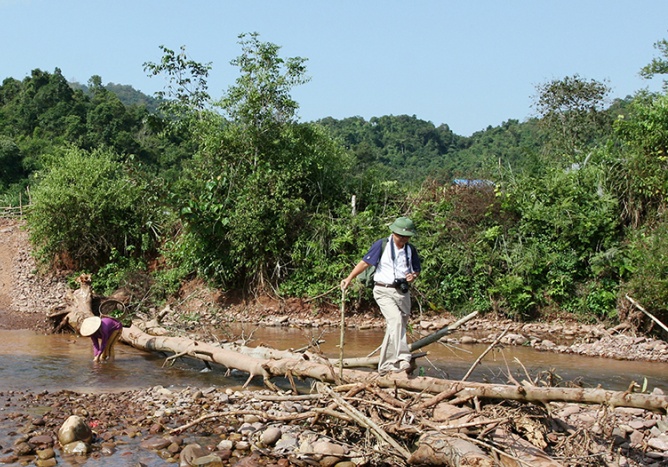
[1,326,667,466]
[2,326,666,393]
[0,330,253,392]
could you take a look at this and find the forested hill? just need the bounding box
[0,66,635,198]
[317,115,546,184]
[69,79,161,113]
[0,67,545,191]
[96,79,545,183]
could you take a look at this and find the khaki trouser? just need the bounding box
[373,286,412,374]
[100,329,122,361]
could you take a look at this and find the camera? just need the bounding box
[394,278,409,294]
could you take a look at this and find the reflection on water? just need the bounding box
[0,327,667,393]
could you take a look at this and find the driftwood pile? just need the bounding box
[51,274,668,466]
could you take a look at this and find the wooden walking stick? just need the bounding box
[339,288,346,379]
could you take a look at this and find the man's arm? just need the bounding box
[341,260,371,290]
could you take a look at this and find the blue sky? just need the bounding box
[1,1,667,136]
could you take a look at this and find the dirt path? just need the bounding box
[0,218,16,311]
[0,218,68,330]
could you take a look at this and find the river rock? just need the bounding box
[13,441,32,456]
[35,458,57,467]
[30,434,54,447]
[260,426,282,446]
[275,434,298,453]
[460,335,476,344]
[100,442,116,455]
[191,454,224,466]
[320,455,342,467]
[36,447,55,460]
[235,440,250,451]
[30,416,46,426]
[629,429,645,447]
[239,421,257,434]
[312,441,347,456]
[217,439,233,451]
[180,443,209,466]
[243,414,261,423]
[58,415,92,445]
[61,440,89,455]
[540,339,556,349]
[140,437,173,450]
[647,435,668,451]
[502,333,528,345]
[149,422,163,434]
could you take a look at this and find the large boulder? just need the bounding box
[57,415,93,446]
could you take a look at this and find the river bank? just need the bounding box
[2,218,668,466]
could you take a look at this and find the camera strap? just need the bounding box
[390,238,412,280]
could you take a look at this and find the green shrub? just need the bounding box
[92,247,146,296]
[27,146,162,270]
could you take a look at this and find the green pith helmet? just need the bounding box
[389,217,417,237]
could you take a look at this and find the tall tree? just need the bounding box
[144,45,212,111]
[640,36,668,91]
[160,34,350,289]
[533,74,611,165]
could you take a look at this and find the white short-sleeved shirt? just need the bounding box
[373,236,411,284]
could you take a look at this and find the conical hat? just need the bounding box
[80,316,102,336]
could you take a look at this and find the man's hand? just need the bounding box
[406,272,419,283]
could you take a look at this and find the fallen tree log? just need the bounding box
[49,281,665,415]
[260,355,668,412]
[409,311,479,351]
[57,273,94,332]
[121,325,271,386]
[116,322,668,413]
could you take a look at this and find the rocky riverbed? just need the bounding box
[1,380,667,466]
[1,218,668,466]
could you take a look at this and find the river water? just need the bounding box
[1,325,667,393]
[1,326,667,466]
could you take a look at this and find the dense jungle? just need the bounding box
[1,32,668,335]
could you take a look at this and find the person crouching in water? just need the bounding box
[80,316,123,362]
[340,217,421,375]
